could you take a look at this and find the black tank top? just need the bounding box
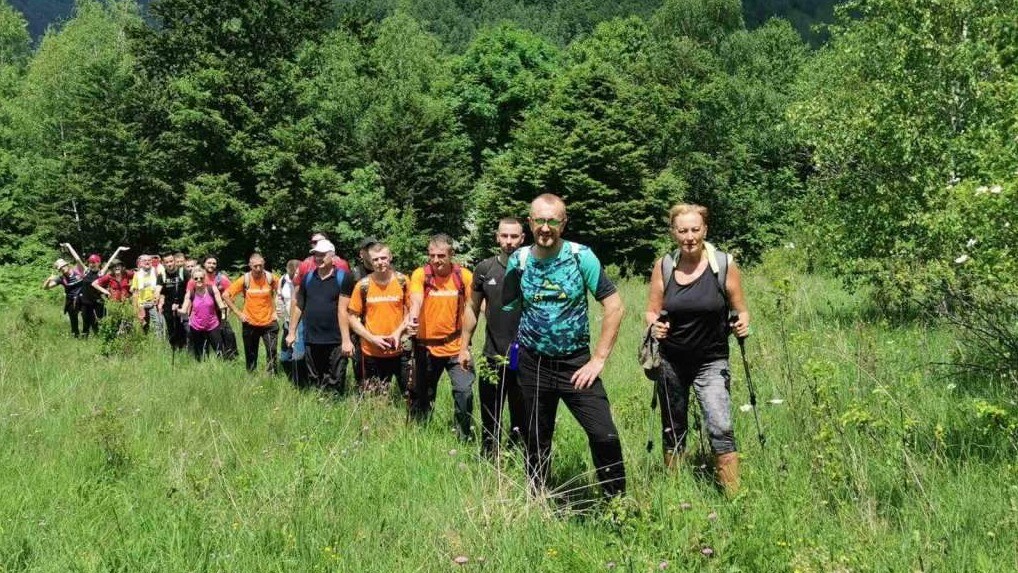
[660,268,728,361]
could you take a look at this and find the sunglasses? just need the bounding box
[531,217,563,228]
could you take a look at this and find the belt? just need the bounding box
[416,332,461,346]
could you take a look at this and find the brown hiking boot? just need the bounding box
[715,452,739,496]
[663,449,686,470]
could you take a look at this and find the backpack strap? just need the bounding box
[357,277,370,318]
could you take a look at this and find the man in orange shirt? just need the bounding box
[348,242,410,394]
[223,253,280,374]
[407,234,475,440]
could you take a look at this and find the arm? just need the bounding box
[339,296,353,355]
[210,285,228,319]
[99,247,127,275]
[457,291,483,369]
[286,286,305,346]
[571,292,625,389]
[725,259,750,338]
[222,280,246,322]
[42,275,59,289]
[645,257,669,339]
[63,243,85,268]
[180,290,192,316]
[92,277,111,298]
[408,292,424,325]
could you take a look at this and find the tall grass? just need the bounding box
[0,257,1015,571]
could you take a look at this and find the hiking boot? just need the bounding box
[715,452,739,496]
[663,449,687,470]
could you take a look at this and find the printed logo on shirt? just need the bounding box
[487,277,497,285]
[366,295,404,304]
[427,291,461,298]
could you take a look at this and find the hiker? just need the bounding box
[43,255,86,338]
[223,253,280,374]
[61,243,124,337]
[350,236,379,388]
[132,255,164,336]
[180,267,227,360]
[157,252,189,351]
[285,240,355,393]
[288,232,352,381]
[645,203,750,496]
[187,256,238,360]
[348,242,410,394]
[277,259,302,381]
[459,218,527,458]
[92,258,134,303]
[407,234,475,440]
[502,194,627,498]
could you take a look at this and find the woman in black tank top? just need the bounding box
[644,203,751,496]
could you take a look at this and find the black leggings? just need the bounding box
[190,327,224,361]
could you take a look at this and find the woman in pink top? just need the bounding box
[180,268,227,360]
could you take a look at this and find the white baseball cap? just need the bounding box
[310,240,336,254]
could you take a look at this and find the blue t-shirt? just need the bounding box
[502,241,617,356]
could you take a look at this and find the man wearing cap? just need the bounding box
[43,256,86,338]
[351,236,378,386]
[286,240,355,393]
[132,255,164,336]
[502,193,627,498]
[156,251,189,351]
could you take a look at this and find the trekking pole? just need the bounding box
[645,311,668,453]
[736,334,766,448]
[403,318,418,426]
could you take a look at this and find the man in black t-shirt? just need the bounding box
[157,252,189,351]
[459,218,526,457]
[286,240,355,394]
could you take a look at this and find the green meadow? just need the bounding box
[1,258,1016,572]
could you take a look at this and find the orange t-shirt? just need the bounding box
[409,266,472,358]
[226,272,277,327]
[348,274,408,358]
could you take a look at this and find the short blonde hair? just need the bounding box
[191,268,205,280]
[668,203,709,227]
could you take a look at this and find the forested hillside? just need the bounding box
[2,0,1017,314]
[12,0,838,44]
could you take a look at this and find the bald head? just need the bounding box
[530,193,567,219]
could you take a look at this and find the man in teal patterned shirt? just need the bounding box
[502,193,627,498]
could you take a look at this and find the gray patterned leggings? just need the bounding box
[657,357,737,455]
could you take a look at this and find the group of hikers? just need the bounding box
[43,194,750,499]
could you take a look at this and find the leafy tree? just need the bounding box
[357,12,473,240]
[453,24,560,174]
[791,0,1018,307]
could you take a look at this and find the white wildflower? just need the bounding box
[966,238,977,248]
[739,404,753,412]
[768,398,785,405]
[990,185,1002,194]
[954,254,970,264]
[784,242,796,250]
[976,186,989,194]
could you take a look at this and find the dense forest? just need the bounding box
[1,0,1016,316]
[12,0,837,44]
